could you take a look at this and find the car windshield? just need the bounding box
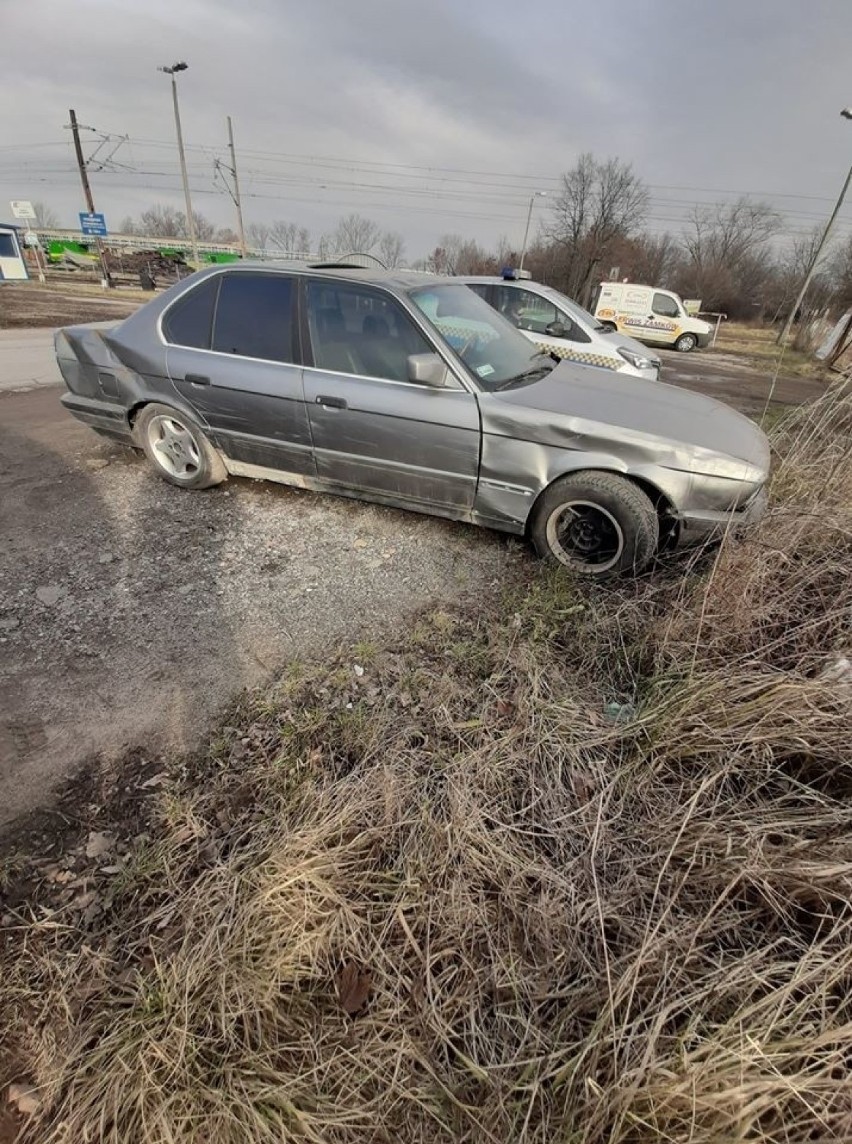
[540,286,607,332]
[409,283,554,390]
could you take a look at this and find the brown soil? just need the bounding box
[0,282,142,329]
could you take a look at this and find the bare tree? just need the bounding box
[613,232,679,286]
[192,212,216,242]
[269,220,311,254]
[331,213,381,256]
[133,203,215,241]
[546,153,649,305]
[119,215,138,235]
[246,221,272,252]
[677,197,781,313]
[138,204,186,239]
[215,227,239,244]
[378,230,405,268]
[31,201,60,228]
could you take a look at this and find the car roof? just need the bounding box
[198,260,447,293]
[456,276,544,285]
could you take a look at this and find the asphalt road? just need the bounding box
[0,328,62,392]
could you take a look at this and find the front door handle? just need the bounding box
[184,373,211,386]
[316,395,347,409]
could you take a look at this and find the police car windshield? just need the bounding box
[410,283,553,390]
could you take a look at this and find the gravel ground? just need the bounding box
[0,393,521,826]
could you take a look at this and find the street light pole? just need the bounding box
[518,191,546,272]
[159,62,198,264]
[777,107,852,346]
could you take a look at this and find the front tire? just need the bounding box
[531,471,659,576]
[136,403,226,490]
[674,332,698,352]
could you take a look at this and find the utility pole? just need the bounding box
[227,116,247,257]
[518,190,546,272]
[778,106,852,346]
[68,108,111,288]
[158,62,199,264]
[777,164,852,346]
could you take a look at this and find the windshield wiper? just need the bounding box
[497,362,554,390]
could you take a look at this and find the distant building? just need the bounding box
[0,224,28,280]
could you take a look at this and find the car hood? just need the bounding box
[483,359,770,472]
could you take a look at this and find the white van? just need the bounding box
[593,282,711,352]
[459,273,662,380]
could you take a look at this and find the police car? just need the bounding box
[458,270,661,381]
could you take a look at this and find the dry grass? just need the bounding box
[3,387,852,1142]
[712,322,824,379]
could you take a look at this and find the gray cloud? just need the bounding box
[1,0,851,257]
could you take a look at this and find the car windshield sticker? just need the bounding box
[476,364,495,377]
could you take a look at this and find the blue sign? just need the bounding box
[79,212,108,237]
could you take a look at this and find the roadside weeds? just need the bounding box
[2,385,852,1142]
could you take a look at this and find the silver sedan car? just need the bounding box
[55,264,769,576]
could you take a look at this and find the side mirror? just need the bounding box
[407,353,449,388]
[545,321,568,338]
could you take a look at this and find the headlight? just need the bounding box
[617,347,660,371]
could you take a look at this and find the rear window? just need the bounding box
[212,273,295,362]
[162,276,219,349]
[0,233,18,258]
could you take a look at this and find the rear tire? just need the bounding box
[136,403,226,490]
[674,332,698,352]
[531,471,658,576]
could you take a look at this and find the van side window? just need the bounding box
[652,292,680,319]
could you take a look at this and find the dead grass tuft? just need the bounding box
[3,386,852,1142]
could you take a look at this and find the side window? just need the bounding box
[652,292,680,318]
[305,281,434,383]
[495,285,560,335]
[162,276,219,349]
[212,273,295,362]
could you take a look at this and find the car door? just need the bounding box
[300,278,480,509]
[164,270,314,476]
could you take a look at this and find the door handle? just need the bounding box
[316,395,347,409]
[184,373,210,386]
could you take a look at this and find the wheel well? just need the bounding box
[127,401,148,430]
[527,469,675,540]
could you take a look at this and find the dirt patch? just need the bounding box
[0,282,142,329]
[0,386,521,827]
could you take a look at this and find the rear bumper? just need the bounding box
[61,393,133,441]
[677,486,768,545]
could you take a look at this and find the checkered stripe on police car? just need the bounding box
[534,342,618,370]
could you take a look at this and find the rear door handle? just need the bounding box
[184,373,210,386]
[316,395,347,409]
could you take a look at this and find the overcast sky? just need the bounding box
[2,0,852,259]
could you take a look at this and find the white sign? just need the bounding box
[10,200,36,220]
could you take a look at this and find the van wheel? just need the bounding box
[600,321,618,334]
[674,332,698,352]
[531,471,659,576]
[136,403,226,490]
